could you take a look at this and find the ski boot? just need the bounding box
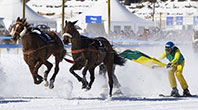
[171,87,180,97]
[113,87,123,95]
[183,88,192,97]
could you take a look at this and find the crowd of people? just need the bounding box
[0,24,194,46]
[106,27,193,42]
[0,30,10,36]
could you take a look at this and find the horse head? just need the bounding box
[11,17,29,41]
[62,20,78,45]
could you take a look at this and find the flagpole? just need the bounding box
[23,0,25,19]
[61,0,66,35]
[107,0,111,36]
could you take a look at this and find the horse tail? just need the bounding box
[113,50,126,66]
[60,49,66,62]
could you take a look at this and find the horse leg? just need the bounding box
[29,61,43,84]
[87,66,96,90]
[43,61,53,87]
[106,62,114,97]
[49,57,60,89]
[69,64,84,85]
[81,66,89,89]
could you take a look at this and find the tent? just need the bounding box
[0,18,6,31]
[0,17,11,36]
[73,0,155,35]
[0,0,56,30]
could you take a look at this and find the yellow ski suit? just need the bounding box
[159,47,188,90]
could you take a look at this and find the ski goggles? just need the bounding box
[165,46,172,51]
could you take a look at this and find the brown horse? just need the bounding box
[62,20,126,97]
[11,17,66,89]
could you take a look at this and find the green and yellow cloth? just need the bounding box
[119,50,166,67]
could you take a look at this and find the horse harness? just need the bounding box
[63,32,106,54]
[72,48,98,54]
[71,40,106,54]
[23,44,52,55]
[14,21,55,56]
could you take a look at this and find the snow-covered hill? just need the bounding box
[27,0,198,20]
[126,1,198,20]
[27,0,198,31]
[27,0,96,19]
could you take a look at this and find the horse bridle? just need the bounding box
[62,32,72,44]
[62,33,72,38]
[12,21,27,38]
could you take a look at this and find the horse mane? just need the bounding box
[21,19,33,32]
[19,18,39,33]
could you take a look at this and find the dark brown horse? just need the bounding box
[11,17,66,89]
[62,20,126,96]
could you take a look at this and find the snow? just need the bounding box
[1,0,198,109]
[27,0,198,21]
[26,0,198,32]
[27,0,96,19]
[126,1,198,20]
[0,42,198,109]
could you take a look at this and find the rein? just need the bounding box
[23,44,51,55]
[72,48,98,54]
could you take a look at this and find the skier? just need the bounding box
[159,41,192,97]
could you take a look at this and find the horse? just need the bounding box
[11,17,66,89]
[62,20,126,96]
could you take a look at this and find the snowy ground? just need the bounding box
[0,42,198,110]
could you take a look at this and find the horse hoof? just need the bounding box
[82,88,89,91]
[34,80,42,85]
[49,84,54,89]
[82,86,91,91]
[81,81,88,89]
[86,86,91,90]
[84,88,90,91]
[36,76,43,84]
[49,80,54,89]
[81,85,87,89]
[34,81,40,85]
[44,81,49,87]
[81,86,86,89]
[81,84,87,89]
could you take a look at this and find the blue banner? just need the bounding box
[176,16,183,25]
[85,16,102,24]
[0,44,22,48]
[194,16,198,25]
[0,36,12,39]
[166,17,173,26]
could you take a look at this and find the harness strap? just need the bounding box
[23,45,51,55]
[71,48,98,54]
[71,49,86,53]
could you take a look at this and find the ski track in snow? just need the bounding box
[0,43,198,110]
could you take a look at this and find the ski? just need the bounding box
[159,94,198,98]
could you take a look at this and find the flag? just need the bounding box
[119,50,166,67]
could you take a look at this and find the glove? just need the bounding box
[166,63,172,68]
